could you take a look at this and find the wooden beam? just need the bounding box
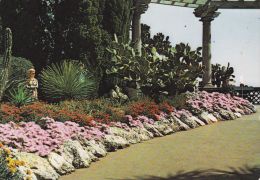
[210,1,260,9]
[151,0,260,9]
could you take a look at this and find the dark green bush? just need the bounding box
[40,60,97,102]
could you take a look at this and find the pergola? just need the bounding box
[133,0,260,87]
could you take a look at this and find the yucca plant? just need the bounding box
[40,60,97,102]
[7,85,31,107]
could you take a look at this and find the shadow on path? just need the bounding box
[118,165,260,180]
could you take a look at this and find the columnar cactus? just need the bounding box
[0,28,12,101]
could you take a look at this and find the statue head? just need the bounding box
[27,68,36,79]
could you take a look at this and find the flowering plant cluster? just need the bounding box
[0,92,255,158]
[0,102,97,127]
[186,91,254,114]
[124,98,174,120]
[0,117,106,156]
[0,143,32,180]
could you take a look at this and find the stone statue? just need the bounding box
[26,68,38,100]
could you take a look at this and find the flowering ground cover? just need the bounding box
[0,91,256,180]
[186,91,255,114]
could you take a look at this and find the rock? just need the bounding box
[212,112,224,121]
[143,122,163,137]
[189,116,206,126]
[16,152,60,180]
[47,152,75,175]
[81,140,107,158]
[207,114,218,123]
[199,112,213,124]
[169,116,190,131]
[17,166,38,180]
[131,127,154,141]
[218,109,236,120]
[108,127,141,144]
[153,121,174,135]
[62,140,92,169]
[246,104,256,113]
[227,111,237,120]
[217,109,230,120]
[180,116,199,128]
[103,135,129,151]
[234,108,245,115]
[244,106,254,114]
[234,112,242,118]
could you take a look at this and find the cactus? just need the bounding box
[212,62,235,88]
[0,28,12,101]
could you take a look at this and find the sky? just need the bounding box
[142,4,260,87]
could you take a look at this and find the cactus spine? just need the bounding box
[0,28,12,101]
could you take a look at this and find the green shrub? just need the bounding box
[40,60,97,102]
[164,93,194,110]
[7,85,31,107]
[0,56,34,100]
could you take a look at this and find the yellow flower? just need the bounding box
[4,148,11,155]
[25,176,32,180]
[26,169,32,175]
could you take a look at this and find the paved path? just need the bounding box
[61,106,260,180]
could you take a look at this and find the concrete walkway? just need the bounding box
[61,106,260,180]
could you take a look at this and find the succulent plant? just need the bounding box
[0,28,12,101]
[106,35,204,100]
[212,62,235,88]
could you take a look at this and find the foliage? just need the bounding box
[0,0,113,76]
[163,93,190,110]
[0,28,12,102]
[40,60,97,102]
[106,36,204,100]
[59,98,126,122]
[102,0,134,42]
[0,17,2,53]
[124,97,166,120]
[141,24,172,55]
[0,143,26,180]
[0,56,34,101]
[0,0,55,71]
[7,85,32,107]
[53,0,111,79]
[212,62,235,88]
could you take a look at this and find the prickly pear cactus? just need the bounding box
[0,28,12,101]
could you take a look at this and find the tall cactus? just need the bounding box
[0,28,12,101]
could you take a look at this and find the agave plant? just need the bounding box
[40,60,97,102]
[7,85,31,107]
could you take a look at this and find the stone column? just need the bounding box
[194,5,220,87]
[132,10,142,55]
[132,0,150,55]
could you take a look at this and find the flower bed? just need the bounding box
[0,92,256,180]
[0,143,34,180]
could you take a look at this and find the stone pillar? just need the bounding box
[194,5,220,87]
[132,10,142,55]
[132,0,150,55]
